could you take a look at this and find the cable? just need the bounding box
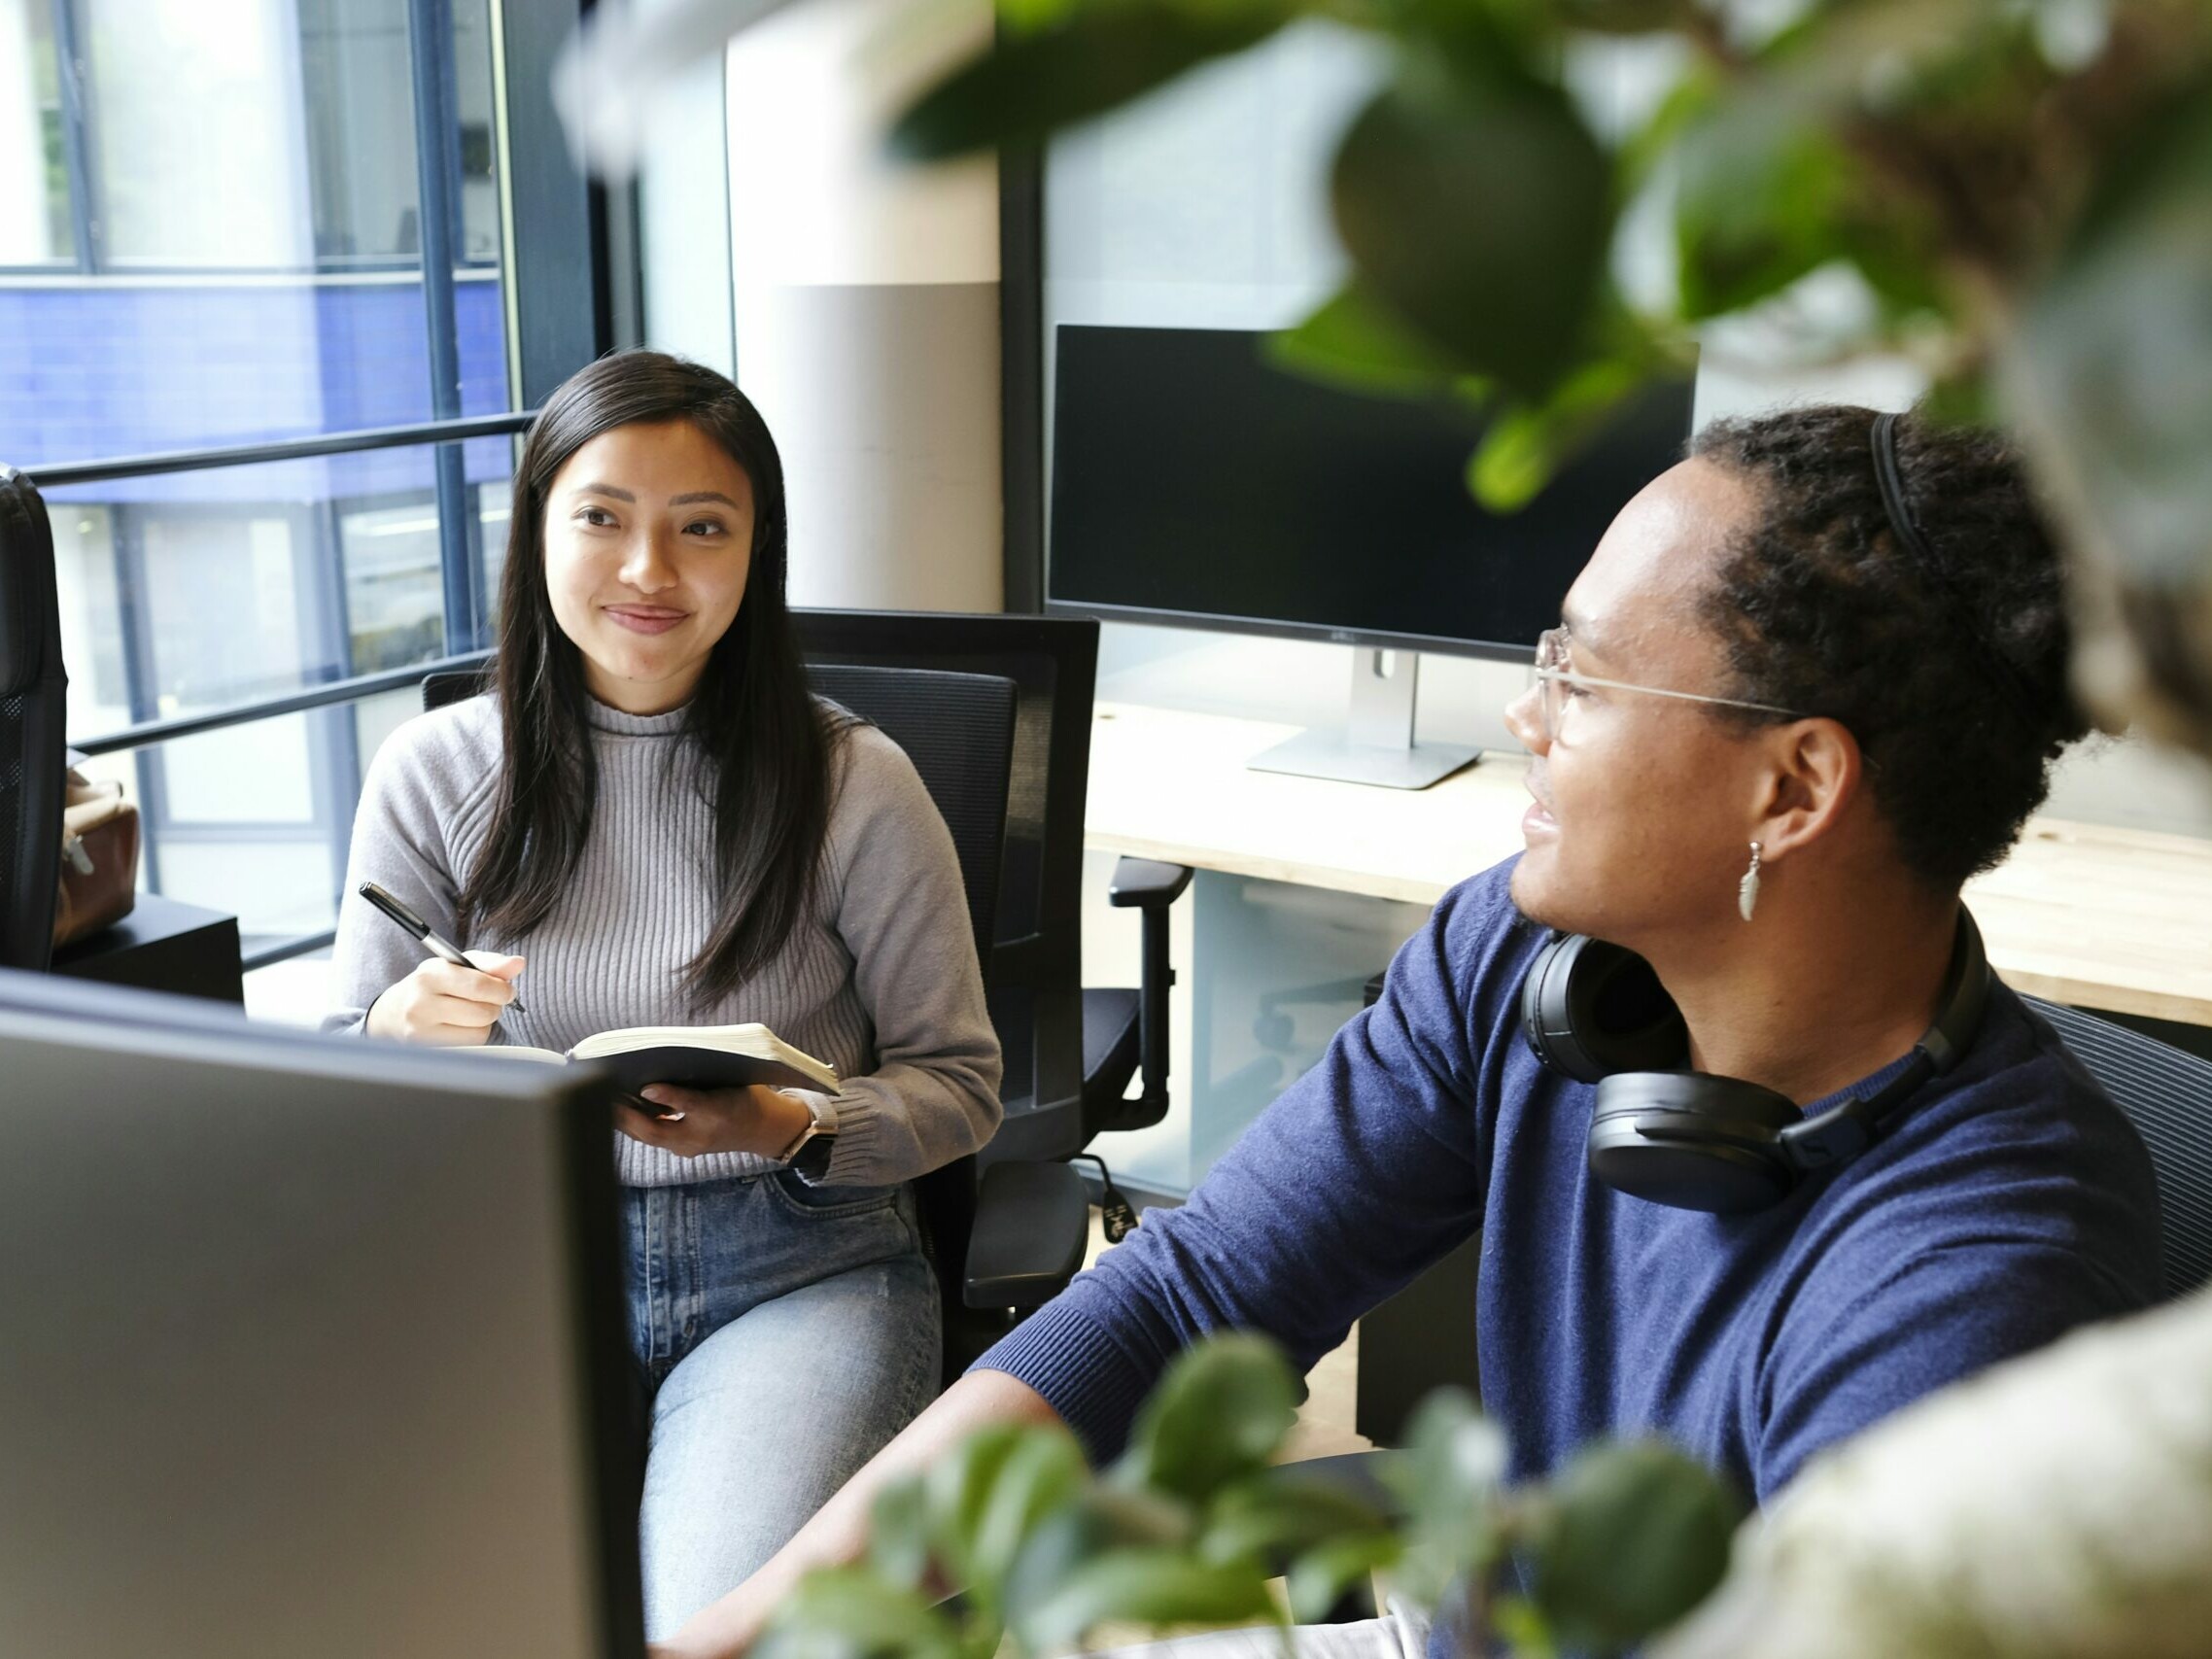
[1069,1153,1139,1244]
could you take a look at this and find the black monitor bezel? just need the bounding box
[1042,322,1694,664]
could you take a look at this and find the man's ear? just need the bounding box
[1755,718,1864,859]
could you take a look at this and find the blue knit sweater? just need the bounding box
[982,859,2160,1524]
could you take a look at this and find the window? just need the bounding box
[5,0,600,1006]
[0,0,68,263]
[3,0,511,460]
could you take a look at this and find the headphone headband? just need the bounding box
[1870,412,2044,728]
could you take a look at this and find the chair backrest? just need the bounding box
[792,611,1101,1161]
[791,612,1097,982]
[2030,996,2212,1300]
[0,467,68,973]
[806,665,1014,968]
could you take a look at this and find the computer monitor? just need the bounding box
[1047,324,1696,786]
[0,971,642,1659]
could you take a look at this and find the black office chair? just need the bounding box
[789,610,1192,1159]
[2028,998,2212,1300]
[0,467,68,973]
[787,613,1198,1351]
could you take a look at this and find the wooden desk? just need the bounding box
[1085,701,2212,1027]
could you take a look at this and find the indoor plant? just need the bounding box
[744,1332,1740,1658]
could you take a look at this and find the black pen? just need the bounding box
[357,881,526,1016]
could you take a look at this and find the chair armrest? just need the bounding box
[1108,857,1193,909]
[1104,859,1193,1131]
[963,1159,1089,1311]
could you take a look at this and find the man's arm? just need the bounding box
[661,873,1520,1655]
[654,1370,1061,1658]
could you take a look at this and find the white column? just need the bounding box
[723,0,1003,612]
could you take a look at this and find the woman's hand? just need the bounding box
[616,1083,814,1161]
[363,950,524,1045]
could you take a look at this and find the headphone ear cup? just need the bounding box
[1521,933,1686,1084]
[1588,1073,1803,1213]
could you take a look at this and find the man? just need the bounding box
[660,406,2162,1657]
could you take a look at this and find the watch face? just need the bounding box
[791,1130,836,1181]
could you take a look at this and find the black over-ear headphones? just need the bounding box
[1519,911,1991,1213]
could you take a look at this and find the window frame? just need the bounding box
[21,0,610,972]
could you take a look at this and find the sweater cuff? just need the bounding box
[809,1089,885,1188]
[971,1299,1158,1464]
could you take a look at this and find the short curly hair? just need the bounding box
[1689,404,2089,893]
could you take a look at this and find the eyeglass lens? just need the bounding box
[1535,629,1568,743]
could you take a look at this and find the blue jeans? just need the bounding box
[621,1170,940,1639]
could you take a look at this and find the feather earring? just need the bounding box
[1738,841,1763,922]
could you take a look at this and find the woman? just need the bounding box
[324,349,1002,1637]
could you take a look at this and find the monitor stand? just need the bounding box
[1247,649,1480,790]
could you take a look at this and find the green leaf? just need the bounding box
[964,1423,1089,1594]
[995,0,1081,34]
[2005,78,2212,590]
[1393,1389,1507,1529]
[1670,0,1989,320]
[1000,1484,1196,1630]
[1013,1547,1279,1651]
[1266,284,1477,398]
[923,1422,1088,1596]
[1490,1592,1560,1659]
[1112,1333,1300,1503]
[866,1473,933,1592]
[1521,1439,1743,1652]
[1920,365,1992,429]
[1331,57,1614,398]
[1285,1534,1401,1623]
[1386,1390,1507,1604]
[753,1567,962,1659]
[1196,1471,1395,1566]
[888,0,1288,161]
[1620,60,1719,190]
[922,1423,1027,1583]
[1553,0,1686,33]
[1469,355,1660,512]
[1674,112,1852,319]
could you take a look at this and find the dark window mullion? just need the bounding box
[32,410,535,489]
[310,499,365,904]
[49,0,100,274]
[108,502,165,891]
[406,0,478,653]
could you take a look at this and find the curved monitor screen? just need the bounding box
[1047,325,1696,661]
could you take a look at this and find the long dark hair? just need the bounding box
[461,349,842,1004]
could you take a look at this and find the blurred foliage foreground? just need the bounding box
[883,0,2212,758]
[753,1334,1739,1659]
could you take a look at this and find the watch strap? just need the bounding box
[788,1126,838,1181]
[776,1092,839,1179]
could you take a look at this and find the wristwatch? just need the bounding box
[777,1093,839,1181]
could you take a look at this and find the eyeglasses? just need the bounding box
[1530,626,1809,745]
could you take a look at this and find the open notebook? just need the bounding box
[472,1023,839,1097]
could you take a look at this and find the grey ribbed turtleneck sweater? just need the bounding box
[324,694,1003,1190]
